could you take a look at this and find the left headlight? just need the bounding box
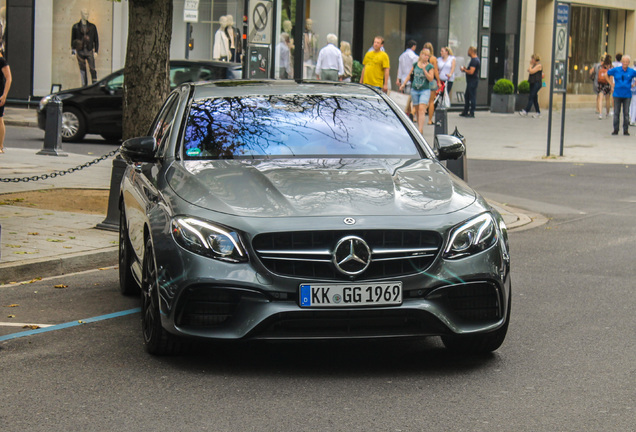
[171,217,247,263]
[443,213,498,260]
[38,93,74,111]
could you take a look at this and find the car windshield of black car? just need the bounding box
[181,95,421,159]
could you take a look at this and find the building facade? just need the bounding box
[4,0,636,110]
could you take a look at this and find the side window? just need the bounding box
[105,72,124,92]
[151,93,179,156]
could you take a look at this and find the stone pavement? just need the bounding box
[1,103,632,283]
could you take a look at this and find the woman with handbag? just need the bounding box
[399,48,435,134]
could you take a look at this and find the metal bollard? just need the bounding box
[96,156,127,231]
[434,106,448,138]
[446,127,468,181]
[37,96,68,157]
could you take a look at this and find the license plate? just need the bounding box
[299,282,402,308]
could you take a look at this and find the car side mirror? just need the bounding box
[120,136,157,164]
[435,134,465,160]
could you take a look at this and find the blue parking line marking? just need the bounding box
[0,308,141,342]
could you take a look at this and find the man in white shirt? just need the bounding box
[315,34,345,81]
[397,40,418,93]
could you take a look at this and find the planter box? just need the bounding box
[490,94,515,113]
[515,94,529,112]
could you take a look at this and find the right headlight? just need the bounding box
[443,213,498,260]
[171,217,247,263]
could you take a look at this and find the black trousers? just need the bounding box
[463,80,478,115]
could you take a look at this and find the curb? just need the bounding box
[4,119,38,128]
[0,247,118,285]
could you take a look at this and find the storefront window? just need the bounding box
[449,0,479,100]
[568,6,604,95]
[274,0,340,80]
[172,0,244,63]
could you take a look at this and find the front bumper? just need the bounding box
[153,235,511,341]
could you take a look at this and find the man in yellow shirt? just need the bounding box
[360,36,390,93]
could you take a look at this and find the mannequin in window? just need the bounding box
[282,20,295,54]
[224,15,242,63]
[71,9,99,86]
[212,16,230,61]
[303,18,318,79]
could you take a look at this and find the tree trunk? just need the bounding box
[123,0,173,140]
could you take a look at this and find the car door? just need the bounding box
[82,71,124,134]
[124,92,181,258]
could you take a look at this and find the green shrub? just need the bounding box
[493,78,514,95]
[352,60,363,83]
[517,80,530,94]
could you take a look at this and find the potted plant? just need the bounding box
[490,78,515,113]
[515,80,530,112]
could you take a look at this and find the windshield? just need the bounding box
[182,94,421,159]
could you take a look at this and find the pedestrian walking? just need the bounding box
[590,54,612,119]
[340,41,353,82]
[315,33,344,81]
[399,48,434,134]
[519,54,543,118]
[0,52,12,154]
[459,46,480,118]
[424,42,440,125]
[608,54,636,135]
[360,36,390,93]
[397,40,418,92]
[437,46,456,96]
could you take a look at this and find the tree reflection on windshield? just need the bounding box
[183,94,418,159]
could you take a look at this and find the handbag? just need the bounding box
[443,85,451,108]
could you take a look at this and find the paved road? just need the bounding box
[4,126,119,156]
[1,159,634,431]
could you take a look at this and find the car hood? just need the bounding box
[166,158,476,217]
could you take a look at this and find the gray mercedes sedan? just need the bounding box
[118,80,511,355]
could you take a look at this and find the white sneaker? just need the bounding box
[609,110,614,116]
[533,113,542,119]
[599,114,603,119]
[519,110,528,117]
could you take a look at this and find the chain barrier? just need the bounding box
[0,149,120,183]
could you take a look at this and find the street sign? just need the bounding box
[184,0,199,23]
[555,4,569,62]
[248,0,273,44]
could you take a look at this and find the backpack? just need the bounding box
[598,66,608,84]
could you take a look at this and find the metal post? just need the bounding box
[37,96,67,157]
[293,0,305,82]
[434,106,448,138]
[96,156,127,231]
[446,127,468,181]
[547,1,558,157]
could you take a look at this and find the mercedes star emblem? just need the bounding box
[333,235,371,276]
[343,217,356,225]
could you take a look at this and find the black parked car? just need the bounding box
[119,80,511,356]
[37,60,241,142]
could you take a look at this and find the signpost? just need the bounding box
[547,2,571,157]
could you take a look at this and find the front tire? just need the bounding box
[141,237,182,355]
[61,107,86,142]
[118,207,140,296]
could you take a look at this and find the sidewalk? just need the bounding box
[0,104,630,283]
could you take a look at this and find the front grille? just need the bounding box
[253,309,448,339]
[252,230,442,280]
[442,282,502,322]
[176,288,241,328]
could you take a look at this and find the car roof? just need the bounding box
[189,80,383,99]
